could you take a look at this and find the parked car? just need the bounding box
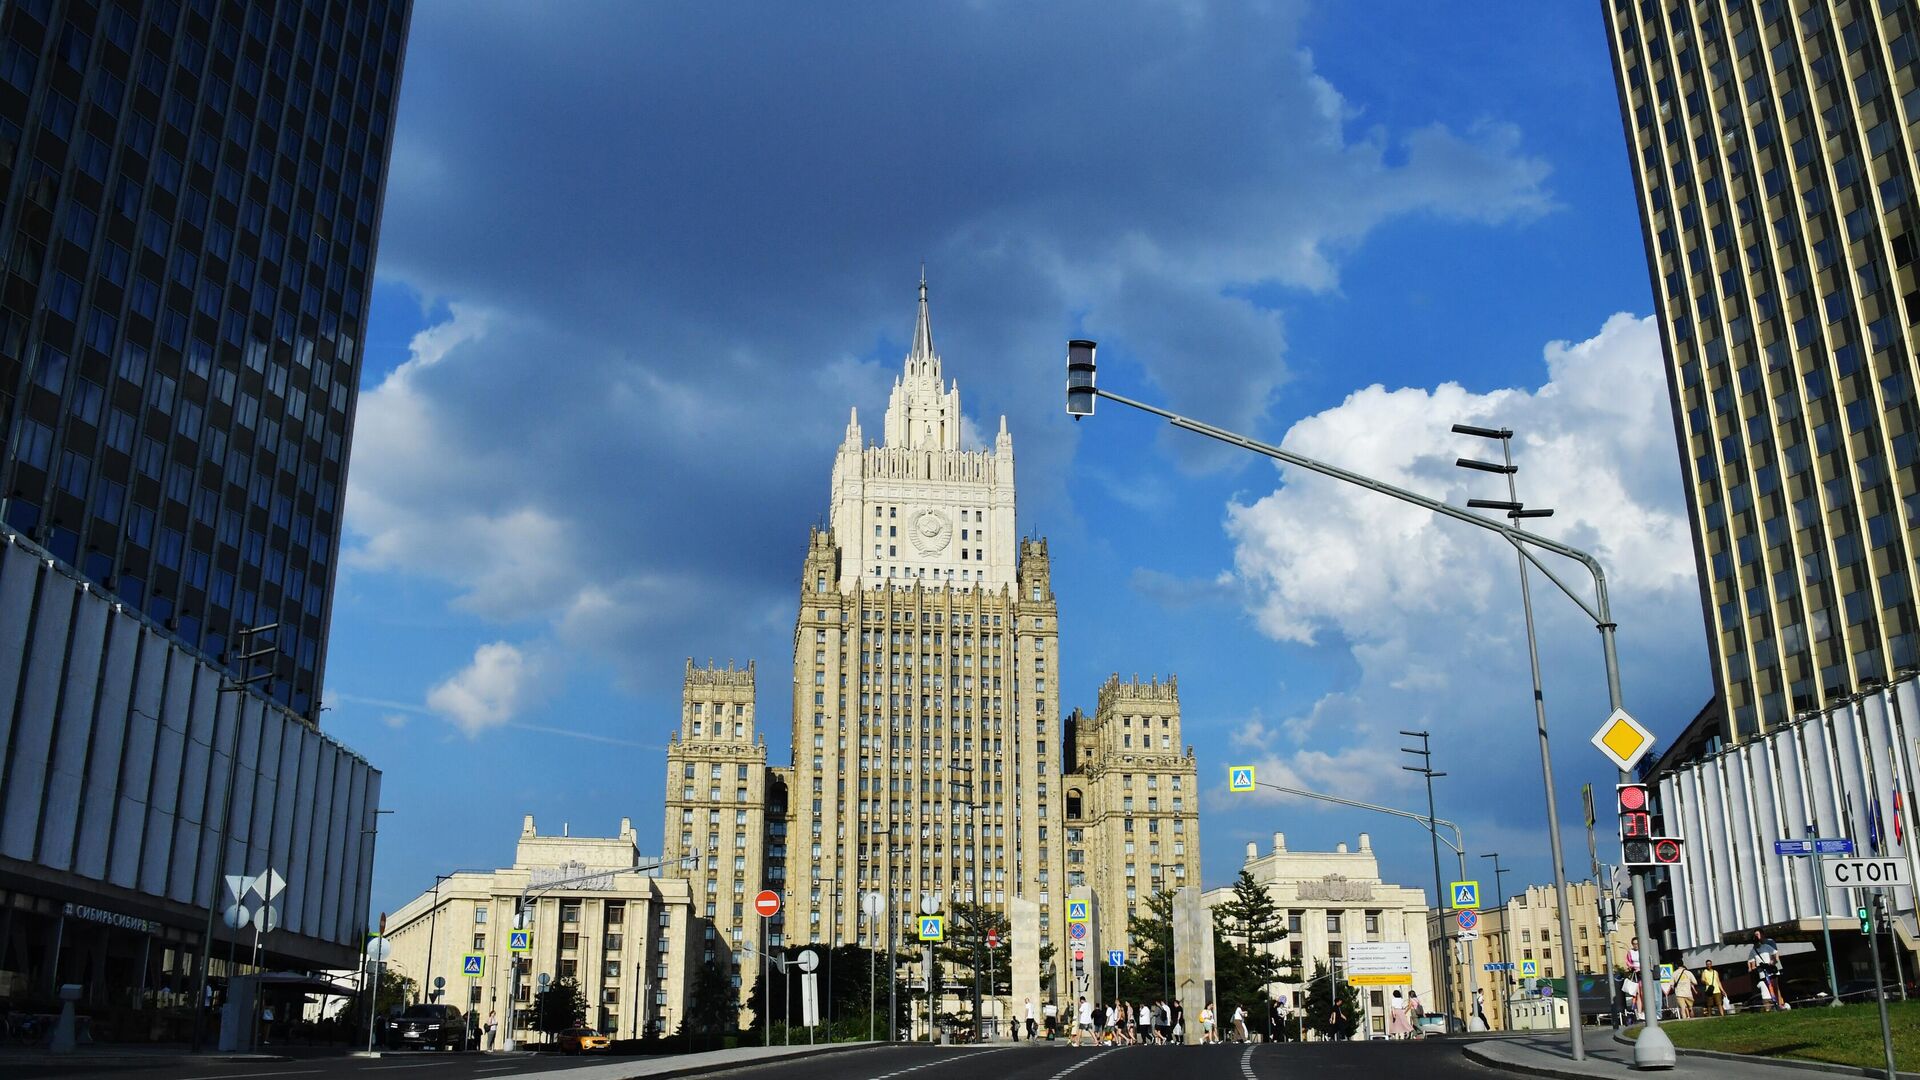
[555,1027,611,1053]
[387,1004,469,1050]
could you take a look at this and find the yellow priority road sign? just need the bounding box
[1590,708,1656,772]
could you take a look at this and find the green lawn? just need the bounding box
[1634,1001,1920,1072]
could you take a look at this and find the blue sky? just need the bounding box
[327,1,1709,920]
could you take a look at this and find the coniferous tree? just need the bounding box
[1300,961,1362,1039]
[1118,889,1176,1001]
[1211,868,1294,1015]
[684,958,739,1035]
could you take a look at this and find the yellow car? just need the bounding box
[556,1027,611,1054]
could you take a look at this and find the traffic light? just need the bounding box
[1624,836,1685,867]
[1618,783,1653,837]
[1860,905,1873,933]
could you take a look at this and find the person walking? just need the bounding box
[1073,996,1092,1047]
[1043,999,1058,1040]
[1749,930,1786,1010]
[1170,999,1184,1044]
[1200,1001,1216,1043]
[1671,966,1696,1019]
[1388,990,1409,1039]
[1472,986,1488,1030]
[1408,991,1426,1037]
[1700,961,1726,1015]
[1231,1002,1248,1043]
[484,1011,497,1051]
[1024,997,1037,1041]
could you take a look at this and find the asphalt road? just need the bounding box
[11,1038,1507,1080]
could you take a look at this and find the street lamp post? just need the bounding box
[1481,852,1512,1027]
[1454,424,1585,1056]
[1401,731,1454,1031]
[1063,341,1673,1067]
[189,622,279,1054]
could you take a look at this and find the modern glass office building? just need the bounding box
[1605,0,1920,738]
[0,0,409,718]
[0,0,408,1019]
[1606,0,1920,965]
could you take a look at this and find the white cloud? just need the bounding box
[1220,314,1708,810]
[426,641,545,736]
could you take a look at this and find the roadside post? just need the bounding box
[1822,856,1906,1080]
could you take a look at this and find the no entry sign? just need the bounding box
[754,890,781,918]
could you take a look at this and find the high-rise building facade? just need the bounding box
[661,660,773,1004]
[0,0,408,1010]
[1602,0,1920,736]
[0,0,410,718]
[1062,674,1200,952]
[788,282,1069,983]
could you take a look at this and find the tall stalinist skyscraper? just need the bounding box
[790,278,1069,980]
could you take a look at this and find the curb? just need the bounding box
[1462,1041,1613,1080]
[1610,1030,1920,1080]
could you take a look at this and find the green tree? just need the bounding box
[1118,889,1175,1001]
[1300,961,1362,1039]
[1211,868,1293,1015]
[685,958,739,1035]
[1037,941,1056,992]
[533,977,585,1037]
[935,901,1010,1023]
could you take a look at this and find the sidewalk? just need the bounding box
[1463,1033,1920,1080]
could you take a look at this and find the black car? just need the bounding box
[387,1004,469,1051]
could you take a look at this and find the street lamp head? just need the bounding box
[1450,423,1511,440]
[1455,457,1516,475]
[1467,498,1523,512]
[1510,508,1555,519]
[1398,729,1428,739]
[1066,339,1098,417]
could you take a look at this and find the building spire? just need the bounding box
[910,266,935,362]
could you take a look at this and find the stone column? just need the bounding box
[1010,896,1040,1025]
[1172,886,1215,1045]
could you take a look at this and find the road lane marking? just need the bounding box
[178,1071,323,1080]
[1240,1045,1255,1080]
[864,1048,1012,1080]
[366,1063,455,1070]
[1047,1048,1115,1080]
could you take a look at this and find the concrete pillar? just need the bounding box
[1010,895,1041,1011]
[1172,886,1215,1045]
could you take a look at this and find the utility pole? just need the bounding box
[1402,730,1453,1030]
[1482,853,1511,1029]
[190,622,278,1053]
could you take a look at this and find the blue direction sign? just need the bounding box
[1483,962,1514,972]
[1774,838,1855,856]
[1108,950,1125,968]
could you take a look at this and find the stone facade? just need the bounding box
[1206,832,1435,1038]
[385,817,701,1043]
[1063,675,1200,958]
[1458,882,1635,1030]
[785,282,1070,993]
[661,660,772,1012]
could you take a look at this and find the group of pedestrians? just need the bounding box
[1062,996,1187,1045]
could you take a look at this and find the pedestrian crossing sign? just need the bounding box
[1067,900,1089,922]
[1659,963,1674,981]
[462,954,484,977]
[508,930,532,952]
[1520,960,1538,978]
[1449,880,1480,910]
[1228,766,1256,792]
[918,915,945,942]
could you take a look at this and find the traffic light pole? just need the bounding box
[1867,892,1896,1080]
[1809,826,1840,1004]
[1070,360,1673,1065]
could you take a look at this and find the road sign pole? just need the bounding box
[1868,891,1896,1080]
[1809,824,1840,1004]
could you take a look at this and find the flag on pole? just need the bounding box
[1895,788,1907,846]
[1867,799,1883,856]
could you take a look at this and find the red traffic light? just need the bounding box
[1653,838,1683,864]
[1617,783,1649,812]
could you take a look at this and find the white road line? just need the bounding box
[177,1071,323,1080]
[366,1063,452,1070]
[863,1048,1012,1080]
[1239,1044,1256,1080]
[473,1067,520,1074]
[1047,1047,1116,1080]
